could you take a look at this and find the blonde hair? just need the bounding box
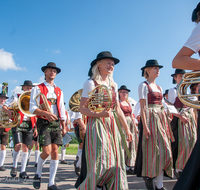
[91,60,115,86]
[144,67,153,79]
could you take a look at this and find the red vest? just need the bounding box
[173,88,187,109]
[119,102,132,116]
[17,94,36,128]
[144,81,162,105]
[37,83,62,120]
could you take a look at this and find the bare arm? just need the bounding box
[33,108,58,122]
[172,46,200,70]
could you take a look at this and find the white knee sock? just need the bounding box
[76,151,82,168]
[27,149,32,160]
[49,159,59,186]
[176,168,182,173]
[35,150,40,164]
[0,150,6,167]
[36,156,47,178]
[13,150,20,168]
[21,152,28,173]
[156,170,164,189]
[77,148,82,157]
[61,147,66,161]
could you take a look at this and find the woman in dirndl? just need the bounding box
[168,69,197,179]
[118,85,138,175]
[134,59,174,190]
[172,2,200,190]
[76,51,133,190]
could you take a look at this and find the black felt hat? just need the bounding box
[41,62,61,74]
[90,51,119,67]
[0,93,8,99]
[88,66,93,78]
[192,2,200,22]
[141,59,163,71]
[163,89,169,96]
[171,69,186,84]
[20,80,35,87]
[118,85,131,92]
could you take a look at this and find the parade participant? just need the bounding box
[70,111,86,176]
[172,3,200,189]
[169,69,197,179]
[134,60,174,190]
[76,51,133,190]
[60,110,70,164]
[3,81,36,179]
[118,85,138,175]
[27,122,40,168]
[0,92,9,171]
[29,62,66,190]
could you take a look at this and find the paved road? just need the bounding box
[0,149,177,190]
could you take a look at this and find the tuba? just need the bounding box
[177,71,200,109]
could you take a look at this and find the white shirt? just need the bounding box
[168,87,177,104]
[70,111,82,123]
[133,101,140,118]
[184,22,200,53]
[29,81,66,121]
[4,93,30,121]
[81,79,119,101]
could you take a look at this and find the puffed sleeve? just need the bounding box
[138,82,148,100]
[81,79,95,98]
[168,88,177,104]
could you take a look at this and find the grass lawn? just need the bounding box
[59,143,78,155]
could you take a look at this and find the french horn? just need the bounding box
[69,89,83,112]
[177,71,200,109]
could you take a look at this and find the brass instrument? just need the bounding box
[35,93,52,114]
[177,71,200,109]
[69,89,83,112]
[0,103,21,128]
[88,85,112,112]
[18,91,35,117]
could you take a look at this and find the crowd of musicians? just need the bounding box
[1,2,200,190]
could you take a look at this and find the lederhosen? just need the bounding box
[76,80,129,189]
[119,101,138,168]
[134,81,174,178]
[12,94,34,146]
[170,88,197,170]
[36,83,63,147]
[0,126,10,146]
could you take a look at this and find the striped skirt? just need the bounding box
[142,105,174,178]
[76,113,128,190]
[175,110,197,170]
[124,116,138,167]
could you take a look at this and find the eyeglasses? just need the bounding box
[120,91,128,94]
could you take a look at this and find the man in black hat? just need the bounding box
[0,93,9,171]
[3,80,36,179]
[29,62,66,190]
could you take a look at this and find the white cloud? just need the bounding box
[12,86,23,94]
[0,49,25,71]
[52,49,61,54]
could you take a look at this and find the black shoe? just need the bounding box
[0,166,6,171]
[60,160,68,164]
[126,168,135,175]
[35,163,37,167]
[74,157,81,176]
[26,159,29,166]
[47,184,61,190]
[143,177,154,190]
[174,170,182,179]
[155,186,167,190]
[19,172,29,179]
[33,174,41,189]
[10,167,17,177]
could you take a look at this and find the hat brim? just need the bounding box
[171,72,185,77]
[141,65,163,70]
[41,66,61,74]
[91,57,119,67]
[20,84,35,87]
[118,89,131,92]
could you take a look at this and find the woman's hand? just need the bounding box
[126,129,133,142]
[98,107,112,118]
[179,115,189,124]
[33,128,38,138]
[143,127,150,139]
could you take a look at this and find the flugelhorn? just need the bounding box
[177,71,200,109]
[35,93,52,114]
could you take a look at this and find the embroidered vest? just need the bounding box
[37,83,61,120]
[144,81,162,105]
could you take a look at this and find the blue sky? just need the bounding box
[0,0,199,107]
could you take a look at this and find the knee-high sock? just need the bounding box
[156,170,164,189]
[49,159,59,186]
[61,147,65,161]
[21,152,28,173]
[76,149,82,168]
[36,156,47,178]
[0,150,6,167]
[13,150,20,168]
[35,150,40,164]
[27,149,32,160]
